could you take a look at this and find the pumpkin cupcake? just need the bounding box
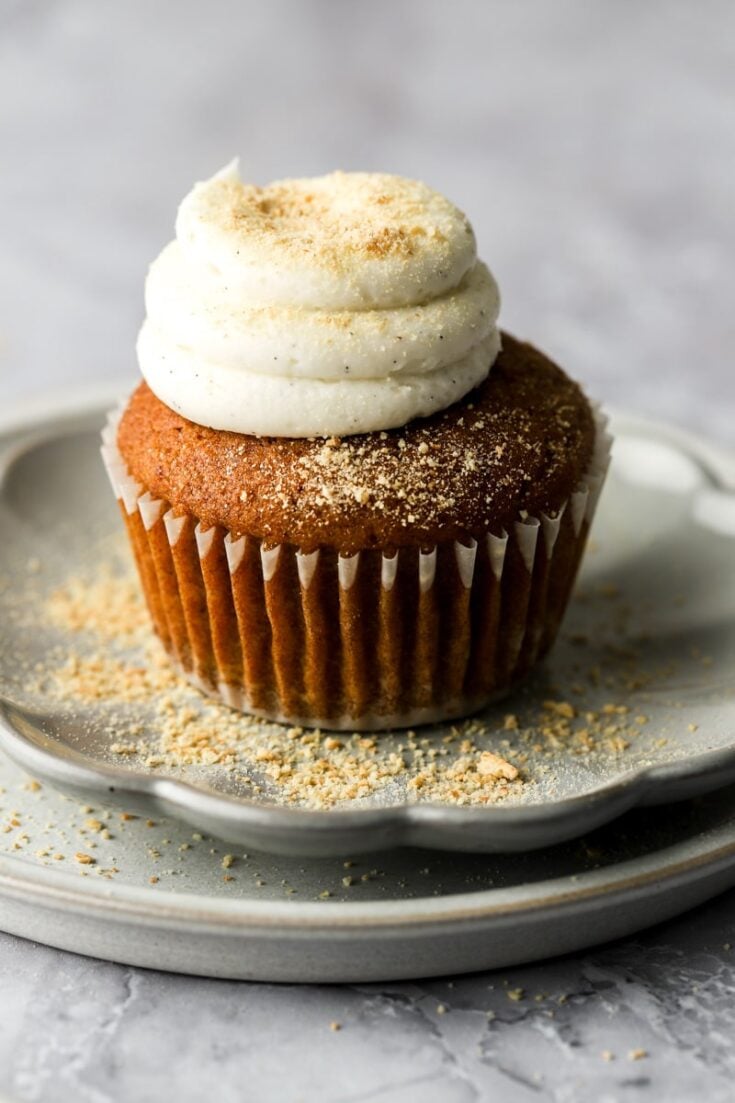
[103,162,610,730]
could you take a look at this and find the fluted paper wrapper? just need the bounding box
[101,409,611,730]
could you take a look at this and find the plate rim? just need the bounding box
[1,802,735,930]
[4,700,735,835]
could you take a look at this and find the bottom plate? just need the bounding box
[1,753,735,981]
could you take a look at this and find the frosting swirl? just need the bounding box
[137,161,501,437]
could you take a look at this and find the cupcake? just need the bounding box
[103,161,610,730]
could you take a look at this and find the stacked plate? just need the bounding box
[0,393,733,980]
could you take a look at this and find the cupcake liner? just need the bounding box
[101,407,611,731]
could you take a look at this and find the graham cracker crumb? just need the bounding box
[477,752,519,780]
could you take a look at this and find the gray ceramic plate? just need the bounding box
[0,391,734,857]
[1,750,735,981]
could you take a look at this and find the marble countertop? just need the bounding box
[1,1,734,1099]
[2,892,735,1102]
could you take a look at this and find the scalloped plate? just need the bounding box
[0,392,734,857]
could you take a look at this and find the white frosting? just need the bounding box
[138,161,501,437]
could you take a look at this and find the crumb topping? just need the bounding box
[201,171,468,274]
[119,334,594,553]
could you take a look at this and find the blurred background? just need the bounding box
[1,0,733,441]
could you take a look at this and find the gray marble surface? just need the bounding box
[2,895,735,1103]
[0,1,734,1100]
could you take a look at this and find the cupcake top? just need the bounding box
[119,335,595,554]
[137,161,501,438]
